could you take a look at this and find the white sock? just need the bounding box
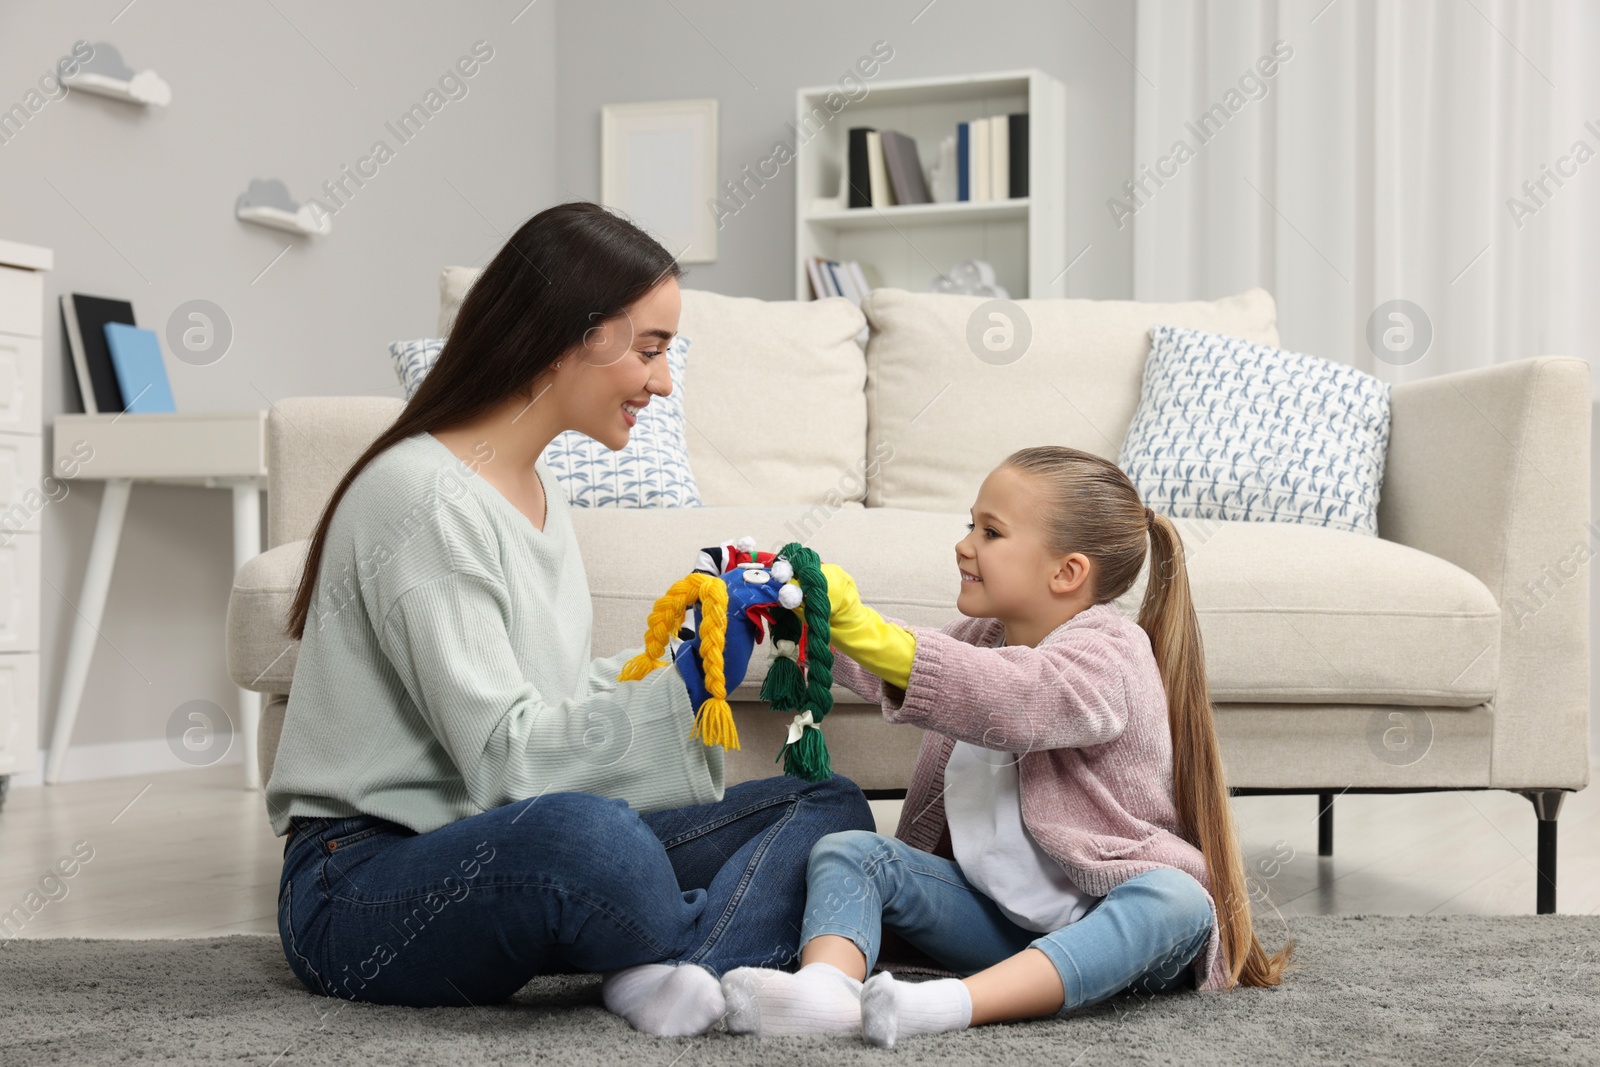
[721,961,864,1037]
[860,971,972,1048]
[601,962,726,1037]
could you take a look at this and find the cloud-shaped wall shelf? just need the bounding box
[235,178,331,237]
[63,42,170,107]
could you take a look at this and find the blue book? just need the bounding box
[957,121,970,201]
[102,322,176,413]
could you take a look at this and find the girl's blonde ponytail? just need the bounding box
[1139,511,1294,988]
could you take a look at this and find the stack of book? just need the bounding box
[844,113,1028,209]
[805,257,876,306]
[60,293,177,414]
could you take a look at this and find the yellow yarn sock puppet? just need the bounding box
[617,572,737,746]
[618,536,838,781]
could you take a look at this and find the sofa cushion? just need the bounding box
[858,287,1280,513]
[231,511,1498,708]
[675,289,868,508]
[438,267,868,509]
[1120,325,1392,536]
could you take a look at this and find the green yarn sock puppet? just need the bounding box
[763,542,833,781]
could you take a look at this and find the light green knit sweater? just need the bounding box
[264,432,722,837]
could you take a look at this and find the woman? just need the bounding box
[264,201,875,1036]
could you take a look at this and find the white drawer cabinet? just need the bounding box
[0,238,49,807]
[0,652,39,792]
[0,334,43,436]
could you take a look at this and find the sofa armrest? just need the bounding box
[226,540,309,694]
[1376,357,1591,788]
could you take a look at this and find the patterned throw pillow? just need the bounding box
[1118,325,1391,536]
[386,334,703,508]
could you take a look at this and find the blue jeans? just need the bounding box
[802,831,1213,1014]
[277,775,874,1006]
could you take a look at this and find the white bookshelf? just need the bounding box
[794,68,1066,302]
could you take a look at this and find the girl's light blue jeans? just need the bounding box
[802,830,1215,1014]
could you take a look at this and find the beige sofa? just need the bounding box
[227,277,1591,913]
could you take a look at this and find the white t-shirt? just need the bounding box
[943,739,1101,933]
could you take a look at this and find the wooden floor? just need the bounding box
[0,762,1596,940]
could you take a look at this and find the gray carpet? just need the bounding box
[2,916,1596,1065]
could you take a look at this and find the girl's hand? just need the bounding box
[819,563,915,690]
[819,562,863,625]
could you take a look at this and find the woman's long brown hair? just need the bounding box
[285,201,683,641]
[1003,445,1294,989]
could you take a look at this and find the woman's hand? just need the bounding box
[675,568,789,708]
[818,563,915,690]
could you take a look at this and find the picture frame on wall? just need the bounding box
[600,98,718,264]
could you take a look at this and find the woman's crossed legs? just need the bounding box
[277,775,873,1033]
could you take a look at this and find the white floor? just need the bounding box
[0,763,1596,941]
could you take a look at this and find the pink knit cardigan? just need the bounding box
[829,600,1233,993]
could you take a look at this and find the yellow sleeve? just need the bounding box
[819,563,915,690]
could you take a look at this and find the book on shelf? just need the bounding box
[972,117,990,200]
[1008,111,1029,197]
[990,115,1008,202]
[102,322,176,413]
[847,127,874,208]
[806,256,878,308]
[880,130,932,205]
[833,261,862,304]
[957,122,970,201]
[60,293,134,415]
[865,130,893,207]
[825,260,849,301]
[806,257,829,302]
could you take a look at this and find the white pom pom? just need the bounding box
[770,559,794,584]
[735,535,757,553]
[778,583,804,609]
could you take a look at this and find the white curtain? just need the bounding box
[1129,0,1599,391]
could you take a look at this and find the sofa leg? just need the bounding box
[1317,792,1334,857]
[1519,790,1566,915]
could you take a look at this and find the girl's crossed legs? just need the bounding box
[724,829,1214,1046]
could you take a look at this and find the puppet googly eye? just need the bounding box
[742,568,771,584]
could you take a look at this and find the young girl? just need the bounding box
[719,445,1294,1045]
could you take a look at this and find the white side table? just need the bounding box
[48,411,268,788]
